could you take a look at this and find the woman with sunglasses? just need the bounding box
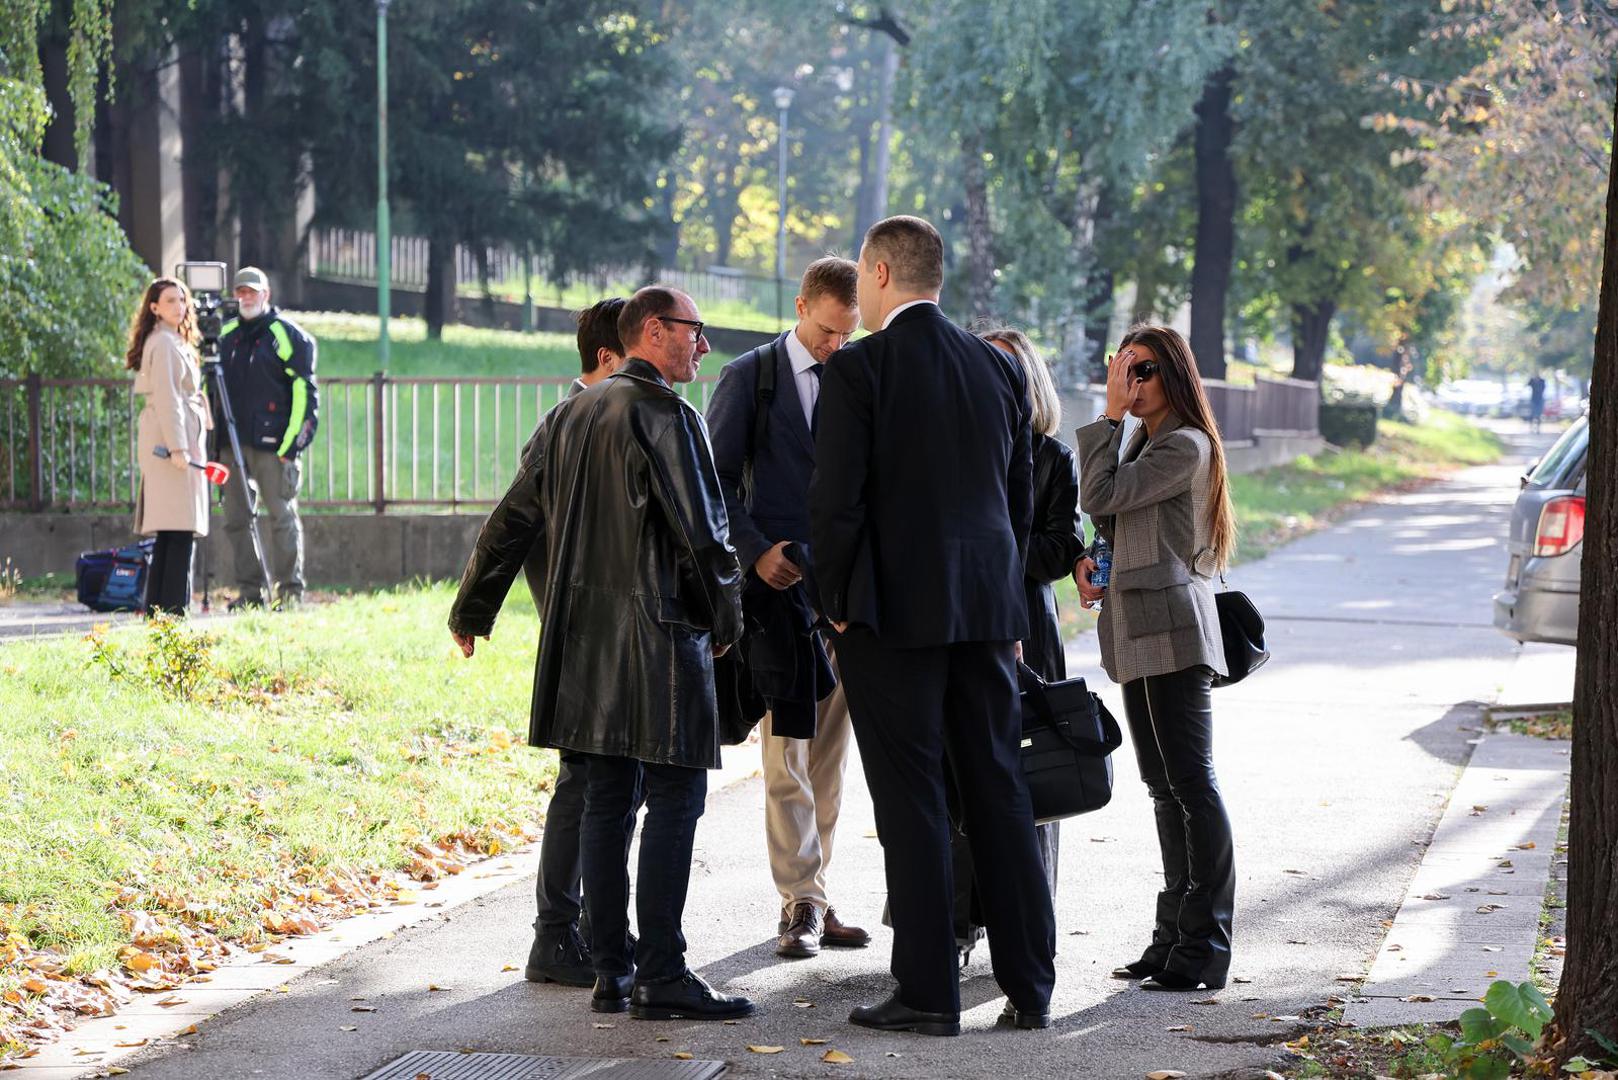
[126,277,212,616]
[1073,324,1237,992]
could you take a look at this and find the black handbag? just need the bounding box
[1017,663,1122,824]
[1211,589,1270,688]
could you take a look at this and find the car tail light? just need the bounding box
[1533,496,1585,557]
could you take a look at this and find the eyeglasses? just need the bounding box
[657,315,706,342]
[1130,360,1160,382]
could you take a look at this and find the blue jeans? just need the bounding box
[579,753,707,983]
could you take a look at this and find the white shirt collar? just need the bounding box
[783,327,820,375]
[881,298,939,330]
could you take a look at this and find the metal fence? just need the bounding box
[1,374,720,513]
[308,227,786,314]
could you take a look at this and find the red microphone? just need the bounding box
[153,446,231,486]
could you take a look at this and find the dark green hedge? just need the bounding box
[1321,402,1379,447]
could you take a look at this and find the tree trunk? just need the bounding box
[235,12,270,265]
[179,43,224,260]
[709,161,740,268]
[39,20,78,170]
[857,32,900,246]
[1290,299,1335,382]
[850,111,875,253]
[1189,64,1236,380]
[424,233,456,340]
[961,132,993,321]
[1551,85,1618,1066]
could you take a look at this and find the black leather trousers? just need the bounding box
[1121,665,1234,983]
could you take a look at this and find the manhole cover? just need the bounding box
[358,1050,727,1080]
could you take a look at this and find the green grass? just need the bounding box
[0,583,552,1055]
[464,274,792,335]
[299,312,584,378]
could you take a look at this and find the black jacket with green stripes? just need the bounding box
[215,307,319,458]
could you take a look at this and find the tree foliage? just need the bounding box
[0,0,145,377]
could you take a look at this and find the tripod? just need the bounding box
[201,355,274,605]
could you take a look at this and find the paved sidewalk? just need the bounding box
[1341,732,1569,1027]
[51,434,1557,1080]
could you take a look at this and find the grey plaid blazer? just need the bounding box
[1075,415,1228,686]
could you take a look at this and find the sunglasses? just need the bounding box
[1130,359,1160,382]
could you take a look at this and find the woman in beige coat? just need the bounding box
[127,277,211,615]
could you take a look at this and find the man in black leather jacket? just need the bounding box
[448,286,753,1022]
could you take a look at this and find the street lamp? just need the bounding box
[773,85,795,329]
[376,0,391,370]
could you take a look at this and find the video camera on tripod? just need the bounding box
[174,261,273,604]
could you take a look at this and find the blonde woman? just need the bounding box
[979,327,1084,897]
[1074,324,1237,992]
[126,278,211,615]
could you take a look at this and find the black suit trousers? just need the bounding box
[836,630,1056,1014]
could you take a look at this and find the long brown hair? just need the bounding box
[125,278,198,371]
[1121,324,1238,569]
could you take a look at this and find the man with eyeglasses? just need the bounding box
[449,285,754,1021]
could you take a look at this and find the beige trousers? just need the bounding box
[762,653,852,913]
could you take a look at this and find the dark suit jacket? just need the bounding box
[810,302,1033,648]
[707,333,833,738]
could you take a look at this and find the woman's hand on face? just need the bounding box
[1074,556,1105,605]
[1104,346,1143,420]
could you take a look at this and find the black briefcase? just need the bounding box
[1018,663,1122,824]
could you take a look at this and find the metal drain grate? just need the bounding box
[358,1050,727,1080]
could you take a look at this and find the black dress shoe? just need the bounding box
[1140,971,1226,992]
[997,1001,1052,1030]
[1111,959,1165,980]
[524,927,594,987]
[630,970,755,1021]
[848,993,960,1037]
[591,973,634,1013]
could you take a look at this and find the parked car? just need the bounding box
[1494,415,1587,646]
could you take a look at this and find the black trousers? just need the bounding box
[144,531,195,616]
[837,630,1057,1014]
[1121,666,1235,983]
[536,750,645,939]
[578,753,706,984]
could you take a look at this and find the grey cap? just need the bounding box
[233,266,270,292]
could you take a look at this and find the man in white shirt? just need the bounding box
[705,258,870,959]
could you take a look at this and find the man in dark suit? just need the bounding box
[706,258,871,960]
[810,215,1057,1035]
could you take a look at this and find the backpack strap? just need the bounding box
[749,334,781,463]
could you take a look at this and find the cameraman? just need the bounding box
[214,266,319,609]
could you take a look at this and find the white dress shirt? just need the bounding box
[783,328,823,431]
[880,298,939,330]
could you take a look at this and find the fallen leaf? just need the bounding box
[747,1045,785,1054]
[428,984,454,992]
[1286,939,1309,945]
[722,1019,742,1025]
[1232,976,1252,984]
[1515,841,1536,850]
[1471,805,1488,814]
[593,1022,615,1029]
[655,1036,670,1042]
[1403,995,1435,1002]
[1191,997,1219,1005]
[791,999,815,1008]
[1477,904,1505,913]
[1166,1024,1193,1032]
[1486,970,1498,977]
[1418,893,1451,901]
[1498,860,1514,868]
[156,996,186,1008]
[1282,869,1306,875]
[108,1071,130,1077]
[501,964,518,972]
[177,1024,198,1036]
[673,1051,693,1060]
[1482,946,1502,952]
[339,1025,358,1032]
[801,1037,829,1045]
[1147,1072,1187,1080]
[1334,974,1362,982]
[822,1049,854,1064]
[352,1005,376,1013]
[113,1040,148,1048]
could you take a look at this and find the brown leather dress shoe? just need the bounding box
[776,901,823,959]
[822,907,871,948]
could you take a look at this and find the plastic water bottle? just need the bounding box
[1090,536,1111,608]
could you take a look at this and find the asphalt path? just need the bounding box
[112,427,1557,1080]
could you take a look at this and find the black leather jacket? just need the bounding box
[1023,433,1085,682]
[448,359,745,769]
